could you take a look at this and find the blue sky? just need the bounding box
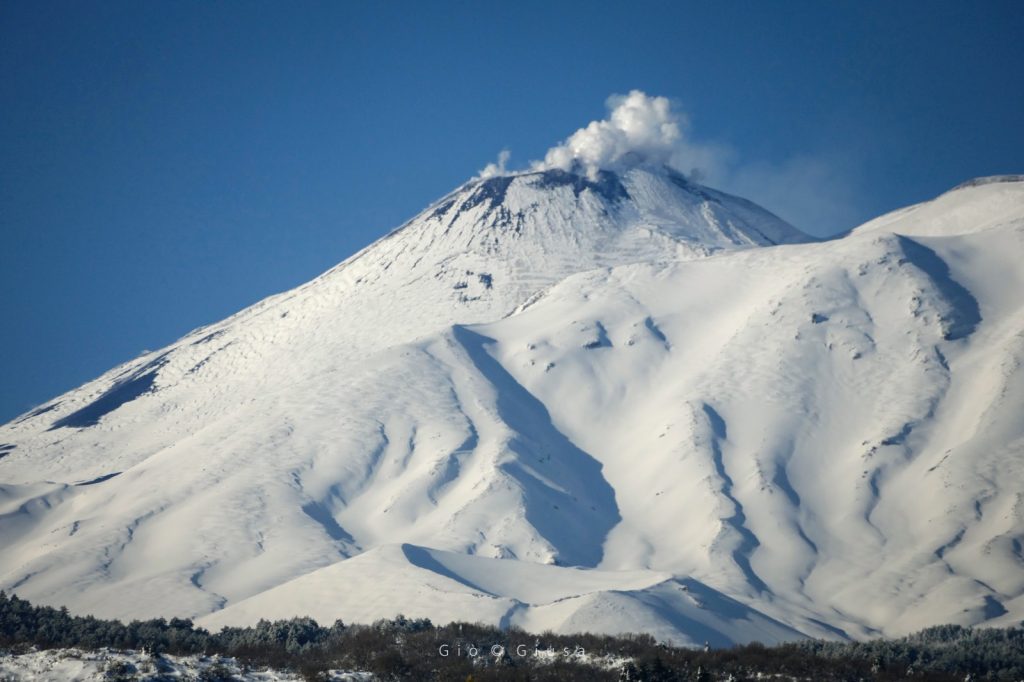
[1,1,1022,422]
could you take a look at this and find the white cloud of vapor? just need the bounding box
[536,91,681,176]
[480,90,864,236]
[478,149,511,179]
[531,90,731,182]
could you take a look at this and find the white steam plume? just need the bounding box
[533,90,726,179]
[477,90,863,235]
[478,149,511,179]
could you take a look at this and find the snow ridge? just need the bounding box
[1,168,1022,646]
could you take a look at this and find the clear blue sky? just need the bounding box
[1,1,1022,423]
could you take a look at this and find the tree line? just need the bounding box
[1,591,1023,680]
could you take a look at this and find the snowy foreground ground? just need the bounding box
[0,648,372,682]
[0,647,643,681]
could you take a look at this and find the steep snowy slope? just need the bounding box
[0,166,807,641]
[854,175,1024,238]
[464,189,1024,638]
[0,166,801,488]
[0,169,1021,646]
[197,544,803,647]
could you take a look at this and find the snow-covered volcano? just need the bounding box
[1,161,1022,647]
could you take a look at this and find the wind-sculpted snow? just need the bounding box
[197,544,803,648]
[0,170,1022,647]
[446,326,620,567]
[468,183,1024,638]
[49,355,167,430]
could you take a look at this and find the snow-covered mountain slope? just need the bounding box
[467,206,1024,639]
[853,174,1024,237]
[0,166,801,484]
[197,544,802,647]
[1,167,1022,647]
[0,167,805,629]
